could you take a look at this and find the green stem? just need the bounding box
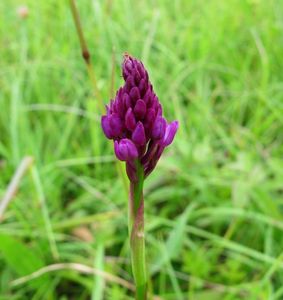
[129,162,147,299]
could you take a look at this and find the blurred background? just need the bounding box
[1,0,283,299]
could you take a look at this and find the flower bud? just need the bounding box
[163,121,179,146]
[101,114,123,139]
[114,139,138,161]
[129,87,140,103]
[125,108,136,131]
[110,114,123,137]
[134,99,146,119]
[101,115,113,139]
[152,117,166,140]
[132,122,146,145]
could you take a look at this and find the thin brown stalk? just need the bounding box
[69,0,103,112]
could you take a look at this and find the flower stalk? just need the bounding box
[101,54,178,299]
[129,161,147,299]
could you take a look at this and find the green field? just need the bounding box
[1,0,283,299]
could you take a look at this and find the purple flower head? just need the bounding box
[101,54,178,181]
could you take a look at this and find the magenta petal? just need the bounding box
[124,60,133,73]
[157,103,162,116]
[125,76,135,92]
[132,121,146,145]
[101,116,113,139]
[116,87,123,99]
[109,114,123,137]
[129,87,140,103]
[114,141,121,160]
[114,139,138,161]
[115,96,124,118]
[152,116,166,140]
[137,63,146,78]
[138,79,146,96]
[144,109,156,134]
[134,99,146,119]
[125,107,136,131]
[122,69,129,81]
[163,121,179,146]
[145,108,156,124]
[143,90,151,105]
[123,93,132,108]
[134,71,141,84]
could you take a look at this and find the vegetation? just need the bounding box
[1,0,283,299]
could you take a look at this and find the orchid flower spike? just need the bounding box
[101,54,178,181]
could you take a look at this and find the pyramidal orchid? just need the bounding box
[101,54,178,299]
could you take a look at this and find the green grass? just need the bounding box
[1,0,283,299]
